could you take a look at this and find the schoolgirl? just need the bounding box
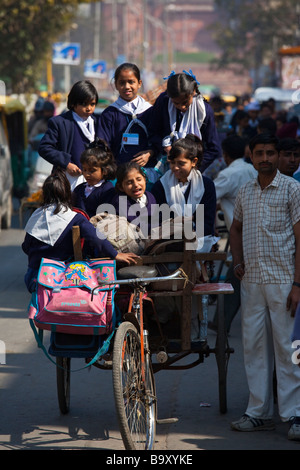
[72,138,116,217]
[148,70,222,173]
[111,161,157,238]
[22,169,139,293]
[38,80,100,190]
[98,63,160,172]
[151,134,218,340]
[151,134,216,240]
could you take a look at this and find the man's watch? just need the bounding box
[293,282,300,288]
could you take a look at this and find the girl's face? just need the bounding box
[115,69,142,102]
[171,92,194,113]
[169,153,198,183]
[73,99,97,120]
[82,163,104,186]
[119,168,146,199]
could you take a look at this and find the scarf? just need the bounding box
[167,94,206,141]
[135,193,148,208]
[111,96,152,152]
[72,112,95,142]
[25,204,77,246]
[160,168,205,217]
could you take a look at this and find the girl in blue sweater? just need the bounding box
[39,80,100,190]
[148,70,222,174]
[151,134,217,240]
[98,63,160,173]
[72,138,116,217]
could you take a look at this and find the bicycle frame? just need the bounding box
[92,269,185,380]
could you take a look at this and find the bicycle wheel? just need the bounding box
[56,357,71,414]
[215,294,228,414]
[112,321,156,450]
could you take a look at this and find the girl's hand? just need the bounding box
[132,150,153,167]
[163,145,172,156]
[115,253,140,265]
[66,162,82,177]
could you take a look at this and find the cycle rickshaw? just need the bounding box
[32,226,234,451]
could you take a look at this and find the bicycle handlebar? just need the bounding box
[93,268,185,291]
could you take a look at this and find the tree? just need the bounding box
[212,0,299,87]
[0,0,95,93]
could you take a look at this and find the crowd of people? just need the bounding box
[22,62,300,442]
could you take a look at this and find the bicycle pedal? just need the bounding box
[103,360,112,367]
[156,348,168,363]
[157,417,178,424]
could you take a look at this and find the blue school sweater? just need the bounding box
[38,110,100,170]
[72,181,116,218]
[110,190,157,235]
[98,106,160,166]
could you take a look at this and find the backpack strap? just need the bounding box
[29,318,115,372]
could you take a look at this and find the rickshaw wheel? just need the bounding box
[112,321,156,450]
[56,357,71,414]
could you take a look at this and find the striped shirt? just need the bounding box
[233,170,300,283]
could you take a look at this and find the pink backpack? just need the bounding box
[28,258,117,335]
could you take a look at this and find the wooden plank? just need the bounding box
[192,251,227,262]
[72,226,82,261]
[192,283,234,295]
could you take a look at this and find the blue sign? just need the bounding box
[84,60,107,78]
[52,43,81,65]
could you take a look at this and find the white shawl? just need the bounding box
[111,95,152,116]
[168,94,206,141]
[72,112,95,142]
[160,168,220,252]
[25,204,77,246]
[160,168,205,217]
[111,96,152,152]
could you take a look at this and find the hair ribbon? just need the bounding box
[163,70,176,80]
[182,69,200,85]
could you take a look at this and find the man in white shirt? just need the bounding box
[230,133,300,440]
[214,134,257,231]
[208,135,257,333]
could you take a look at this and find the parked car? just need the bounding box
[0,117,13,231]
[253,87,295,111]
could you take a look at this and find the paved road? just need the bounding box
[0,206,299,452]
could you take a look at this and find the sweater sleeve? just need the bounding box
[38,116,73,169]
[199,102,222,173]
[150,180,166,205]
[201,176,217,236]
[78,217,118,258]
